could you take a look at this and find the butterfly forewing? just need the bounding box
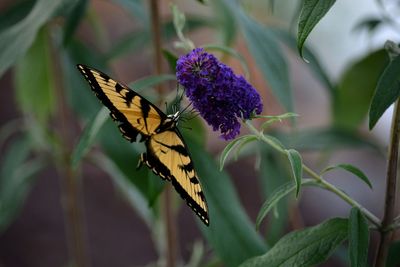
[77,64,165,140]
[144,130,209,225]
[77,64,209,226]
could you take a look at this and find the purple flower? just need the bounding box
[176,48,263,140]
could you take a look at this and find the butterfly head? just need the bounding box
[163,111,180,129]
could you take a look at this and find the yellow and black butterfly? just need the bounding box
[77,64,209,225]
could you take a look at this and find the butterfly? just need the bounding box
[77,64,209,225]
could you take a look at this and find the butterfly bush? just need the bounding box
[176,48,263,140]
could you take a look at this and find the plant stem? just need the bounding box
[149,1,178,266]
[245,121,381,228]
[50,27,89,267]
[374,100,400,267]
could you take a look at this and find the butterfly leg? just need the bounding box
[137,153,146,170]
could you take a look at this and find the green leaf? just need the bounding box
[219,135,258,170]
[89,153,155,227]
[188,141,267,267]
[63,0,89,46]
[256,179,317,230]
[14,27,55,125]
[348,207,369,267]
[257,112,298,130]
[322,164,373,189]
[239,14,292,112]
[64,40,107,119]
[0,0,35,33]
[286,149,303,197]
[71,107,109,168]
[162,49,178,72]
[171,3,194,50]
[241,218,348,267]
[369,54,400,129]
[0,0,64,76]
[297,0,336,59]
[180,116,206,147]
[258,148,291,245]
[334,49,388,129]
[0,136,44,233]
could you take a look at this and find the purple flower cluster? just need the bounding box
[176,48,263,140]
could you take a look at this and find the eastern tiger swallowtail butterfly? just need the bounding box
[77,64,209,225]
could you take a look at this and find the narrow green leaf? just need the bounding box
[188,141,267,267]
[286,149,303,197]
[241,218,348,267]
[14,27,55,125]
[0,0,64,76]
[0,136,44,233]
[0,158,44,233]
[239,13,292,112]
[234,136,258,161]
[0,0,35,33]
[90,153,155,227]
[369,54,400,129]
[262,134,285,150]
[334,49,388,129]
[180,116,206,147]
[171,3,194,50]
[257,112,299,130]
[348,207,369,267]
[71,107,108,168]
[322,164,373,189]
[258,148,291,245]
[219,135,258,170]
[256,179,316,230]
[162,49,178,72]
[297,0,336,59]
[63,0,89,45]
[64,48,106,120]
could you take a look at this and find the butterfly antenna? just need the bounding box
[179,102,193,116]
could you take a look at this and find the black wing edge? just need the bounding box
[142,130,210,226]
[173,129,210,226]
[76,64,167,119]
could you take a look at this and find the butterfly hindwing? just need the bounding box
[77,64,166,140]
[142,130,209,225]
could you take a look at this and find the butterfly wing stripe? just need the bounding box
[77,64,166,138]
[144,130,209,225]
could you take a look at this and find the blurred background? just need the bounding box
[0,0,399,266]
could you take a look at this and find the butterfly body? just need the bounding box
[77,64,209,225]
